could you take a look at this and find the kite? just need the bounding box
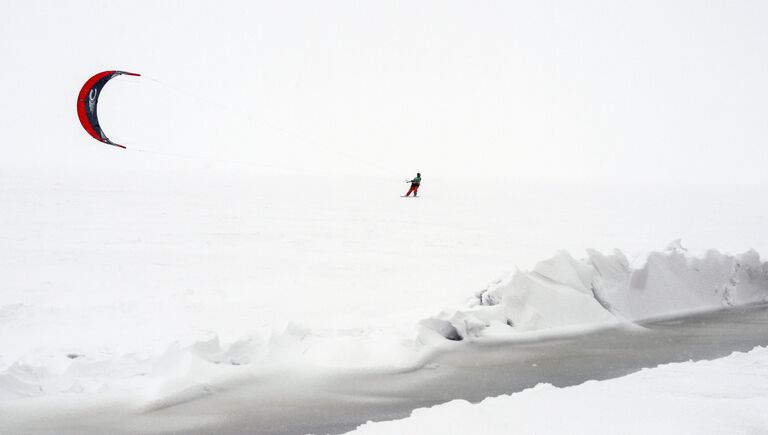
[77,70,140,148]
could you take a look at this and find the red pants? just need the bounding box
[405,184,419,196]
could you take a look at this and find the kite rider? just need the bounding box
[404,173,421,197]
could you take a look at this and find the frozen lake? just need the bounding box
[2,168,768,433]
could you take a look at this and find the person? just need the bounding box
[404,173,421,197]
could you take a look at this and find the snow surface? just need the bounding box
[347,346,768,435]
[2,168,768,432]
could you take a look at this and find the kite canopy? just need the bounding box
[76,70,140,149]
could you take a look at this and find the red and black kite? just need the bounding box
[77,70,140,149]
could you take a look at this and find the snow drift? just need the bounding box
[2,243,768,402]
[419,241,768,341]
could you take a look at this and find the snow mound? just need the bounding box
[0,334,268,402]
[420,243,768,341]
[0,363,44,400]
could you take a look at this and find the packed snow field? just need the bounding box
[2,166,768,433]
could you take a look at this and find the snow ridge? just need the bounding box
[420,242,768,341]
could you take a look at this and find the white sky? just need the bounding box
[1,0,767,182]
